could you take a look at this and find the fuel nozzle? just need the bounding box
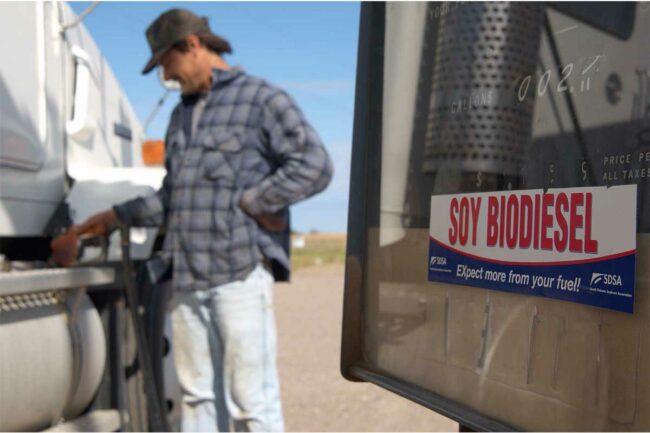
[49,225,109,267]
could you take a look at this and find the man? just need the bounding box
[77,8,332,432]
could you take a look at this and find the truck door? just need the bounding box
[342,2,649,430]
[0,2,66,236]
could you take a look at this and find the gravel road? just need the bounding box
[273,263,457,432]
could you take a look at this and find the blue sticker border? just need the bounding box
[428,238,636,313]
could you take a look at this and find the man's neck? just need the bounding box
[208,52,230,71]
[194,55,232,94]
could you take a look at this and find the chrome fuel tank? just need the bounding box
[0,284,106,431]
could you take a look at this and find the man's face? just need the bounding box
[159,44,204,95]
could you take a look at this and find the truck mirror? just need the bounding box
[342,2,650,432]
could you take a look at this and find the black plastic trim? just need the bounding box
[340,1,385,382]
[351,365,517,432]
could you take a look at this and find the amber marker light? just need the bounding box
[142,140,164,166]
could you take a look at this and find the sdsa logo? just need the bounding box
[429,256,448,269]
[590,272,623,287]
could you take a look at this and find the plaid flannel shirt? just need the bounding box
[114,68,333,291]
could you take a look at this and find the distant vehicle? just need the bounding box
[0,2,178,431]
[343,2,649,431]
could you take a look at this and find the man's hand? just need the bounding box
[50,209,117,267]
[239,200,287,232]
[50,230,80,267]
[74,208,119,236]
[251,213,287,232]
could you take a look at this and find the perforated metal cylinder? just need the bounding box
[422,2,544,176]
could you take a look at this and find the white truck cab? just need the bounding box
[0,3,177,431]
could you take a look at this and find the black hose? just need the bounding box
[119,224,169,432]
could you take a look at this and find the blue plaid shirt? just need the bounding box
[115,68,333,291]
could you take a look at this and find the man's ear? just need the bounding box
[187,34,201,53]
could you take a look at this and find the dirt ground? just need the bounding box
[273,263,458,432]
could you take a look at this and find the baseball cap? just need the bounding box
[142,8,232,75]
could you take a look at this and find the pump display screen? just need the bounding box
[343,2,649,431]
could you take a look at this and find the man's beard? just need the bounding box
[180,82,197,95]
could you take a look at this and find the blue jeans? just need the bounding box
[170,265,284,432]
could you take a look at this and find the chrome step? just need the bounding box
[0,267,115,296]
[44,410,121,432]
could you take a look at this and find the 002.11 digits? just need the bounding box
[517,54,603,102]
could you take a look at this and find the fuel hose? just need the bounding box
[119,224,169,432]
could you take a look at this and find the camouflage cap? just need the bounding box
[142,8,230,75]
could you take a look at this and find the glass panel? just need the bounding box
[362,2,649,430]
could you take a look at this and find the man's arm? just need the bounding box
[239,89,333,223]
[77,107,180,235]
[112,169,172,227]
[76,170,172,235]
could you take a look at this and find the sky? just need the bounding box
[70,2,360,233]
